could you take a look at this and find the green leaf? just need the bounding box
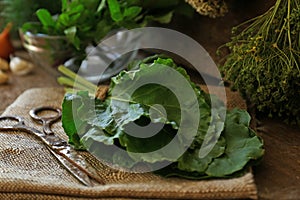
[62,92,89,149]
[61,0,68,12]
[80,128,120,164]
[82,127,116,146]
[86,106,114,130]
[94,19,114,41]
[124,6,142,19]
[66,4,84,15]
[178,136,226,173]
[107,0,123,22]
[36,9,56,28]
[57,13,69,26]
[64,26,77,40]
[21,22,43,33]
[64,26,81,50]
[109,63,199,130]
[97,0,107,13]
[205,109,264,176]
[113,102,144,126]
[145,11,174,24]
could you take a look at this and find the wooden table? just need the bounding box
[1,50,299,200]
[163,2,300,198]
[1,0,299,199]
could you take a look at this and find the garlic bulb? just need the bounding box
[10,57,34,76]
[0,58,9,71]
[0,70,9,84]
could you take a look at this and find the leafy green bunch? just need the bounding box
[0,0,61,34]
[219,0,300,125]
[61,56,264,179]
[21,0,192,52]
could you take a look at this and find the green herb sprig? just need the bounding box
[219,0,300,125]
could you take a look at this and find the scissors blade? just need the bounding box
[57,146,105,185]
[32,129,104,185]
[46,146,94,186]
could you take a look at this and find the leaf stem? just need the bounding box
[57,65,98,94]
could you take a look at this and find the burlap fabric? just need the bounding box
[0,88,257,199]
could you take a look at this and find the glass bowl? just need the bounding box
[19,28,73,76]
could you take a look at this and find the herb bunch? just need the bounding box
[219,0,300,125]
[185,0,228,18]
[0,0,61,34]
[22,0,192,53]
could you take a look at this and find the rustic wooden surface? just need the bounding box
[162,1,300,199]
[0,51,60,114]
[0,0,299,199]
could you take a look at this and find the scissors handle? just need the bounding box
[29,106,62,135]
[0,115,26,130]
[0,115,64,147]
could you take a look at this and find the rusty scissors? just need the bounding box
[0,106,104,186]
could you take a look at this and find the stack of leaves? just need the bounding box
[219,0,300,125]
[61,56,264,179]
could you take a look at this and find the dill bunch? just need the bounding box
[185,0,228,18]
[219,0,300,125]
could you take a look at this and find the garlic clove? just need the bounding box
[0,70,9,84]
[0,58,9,71]
[10,57,34,76]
